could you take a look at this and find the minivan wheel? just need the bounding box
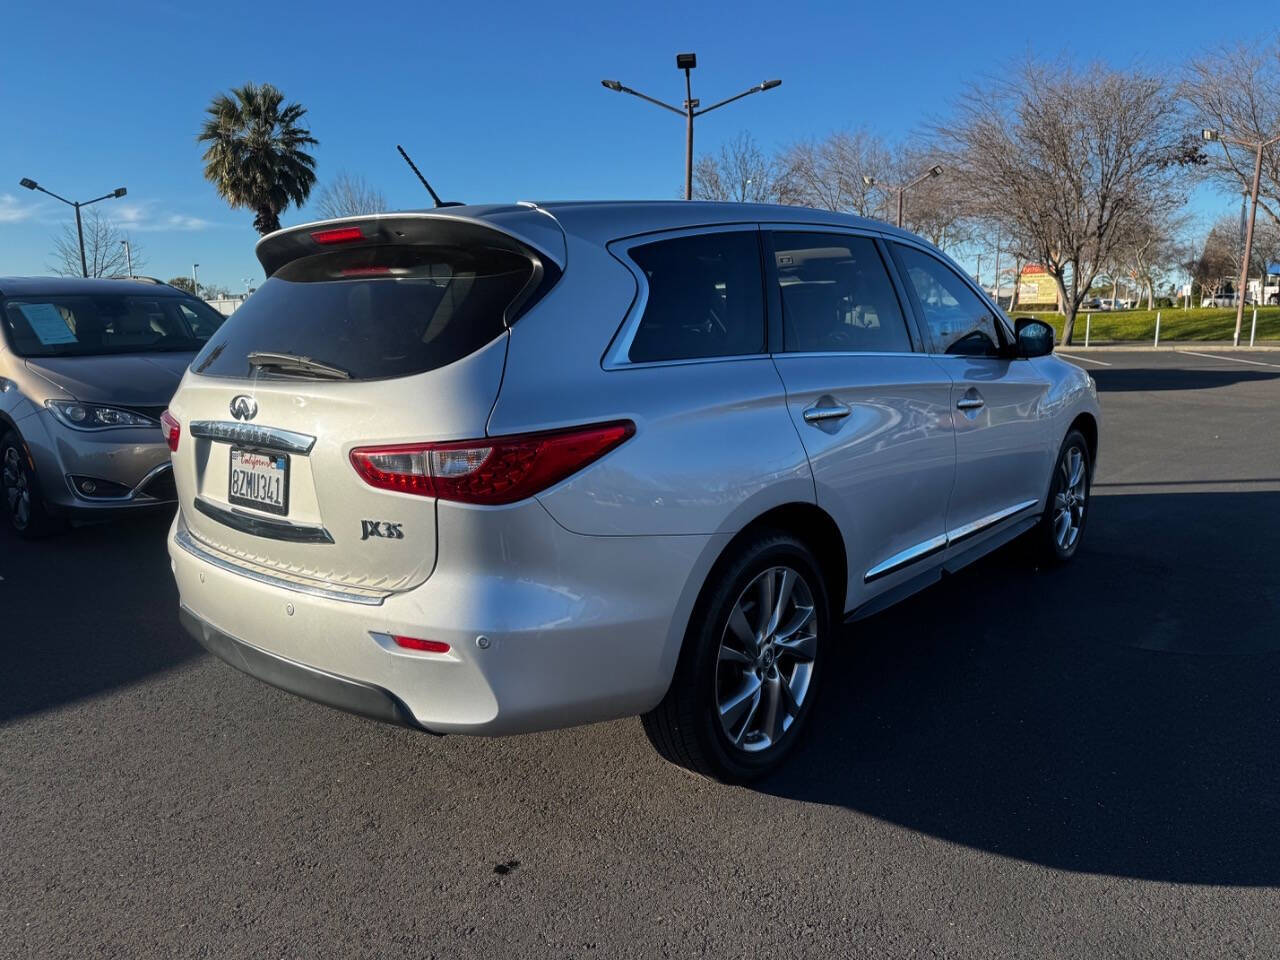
[1,432,59,538]
[1032,429,1090,564]
[642,532,829,782]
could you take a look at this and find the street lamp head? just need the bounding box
[601,79,623,92]
[760,79,782,91]
[112,187,127,198]
[676,52,697,70]
[19,178,37,190]
[1202,129,1220,142]
[929,164,944,177]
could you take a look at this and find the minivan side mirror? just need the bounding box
[1014,318,1054,358]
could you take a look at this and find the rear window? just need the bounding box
[625,231,765,363]
[191,244,538,381]
[1,294,224,358]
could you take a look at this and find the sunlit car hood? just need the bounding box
[25,353,194,405]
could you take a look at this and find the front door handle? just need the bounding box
[803,401,852,423]
[956,391,985,411]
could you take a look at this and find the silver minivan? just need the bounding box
[168,202,1099,781]
[1,277,225,536]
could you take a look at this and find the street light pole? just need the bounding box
[601,55,781,201]
[17,178,127,278]
[1203,128,1280,345]
[863,165,944,229]
[192,263,200,297]
[120,239,133,277]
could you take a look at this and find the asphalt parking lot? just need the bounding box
[3,349,1279,959]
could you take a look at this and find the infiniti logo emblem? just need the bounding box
[229,395,258,421]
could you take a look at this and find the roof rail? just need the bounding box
[116,275,170,285]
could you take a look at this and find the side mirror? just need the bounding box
[1014,318,1054,358]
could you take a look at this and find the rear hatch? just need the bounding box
[168,213,560,597]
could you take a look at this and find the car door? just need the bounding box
[765,229,957,611]
[889,241,1053,548]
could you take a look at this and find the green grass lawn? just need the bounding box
[1011,307,1280,344]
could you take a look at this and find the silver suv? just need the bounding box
[168,202,1099,781]
[0,277,226,536]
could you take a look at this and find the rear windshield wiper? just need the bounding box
[247,351,351,380]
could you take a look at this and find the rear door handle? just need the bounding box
[803,401,852,423]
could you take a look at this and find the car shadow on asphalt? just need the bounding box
[1087,366,1280,392]
[0,510,198,724]
[755,490,1280,886]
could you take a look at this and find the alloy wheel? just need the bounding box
[2,445,31,531]
[1052,445,1087,551]
[715,565,818,752]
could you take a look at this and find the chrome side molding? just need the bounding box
[864,499,1039,582]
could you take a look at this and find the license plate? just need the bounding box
[228,447,289,515]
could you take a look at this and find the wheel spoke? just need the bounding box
[719,675,762,732]
[778,675,802,718]
[761,676,782,745]
[775,632,816,663]
[718,644,752,666]
[756,571,775,638]
[764,569,796,639]
[775,603,814,642]
[1068,450,1085,489]
[726,603,756,654]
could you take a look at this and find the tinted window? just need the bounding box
[894,244,1002,356]
[1,294,224,358]
[626,231,765,363]
[191,244,536,381]
[772,232,911,353]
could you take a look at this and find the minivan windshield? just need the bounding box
[2,293,226,358]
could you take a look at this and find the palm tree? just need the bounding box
[198,83,318,236]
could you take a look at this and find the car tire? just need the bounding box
[1,431,61,539]
[1031,429,1091,564]
[641,531,830,782]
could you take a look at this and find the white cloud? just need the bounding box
[0,194,42,223]
[98,201,213,232]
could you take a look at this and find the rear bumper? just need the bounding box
[169,503,726,736]
[180,606,428,731]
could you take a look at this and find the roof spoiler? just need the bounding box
[255,211,566,278]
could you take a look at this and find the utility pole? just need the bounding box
[601,55,781,200]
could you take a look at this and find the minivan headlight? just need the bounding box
[46,400,156,429]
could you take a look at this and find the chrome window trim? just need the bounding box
[602,224,768,371]
[174,524,385,606]
[188,420,316,455]
[863,498,1040,582]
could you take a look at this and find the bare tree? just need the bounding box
[1186,220,1237,302]
[939,62,1190,343]
[692,132,782,203]
[776,129,891,214]
[1183,41,1280,228]
[313,171,387,220]
[48,210,145,278]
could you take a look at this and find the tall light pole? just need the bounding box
[19,178,127,278]
[862,165,943,229]
[192,263,200,297]
[120,239,133,277]
[601,54,781,200]
[1203,127,1280,345]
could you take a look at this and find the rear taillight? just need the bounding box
[160,410,180,452]
[349,421,635,505]
[391,635,450,654]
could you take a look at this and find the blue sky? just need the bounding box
[0,0,1261,289]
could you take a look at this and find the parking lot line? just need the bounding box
[1057,352,1112,366]
[1178,350,1280,370]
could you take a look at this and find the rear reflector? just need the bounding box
[392,635,450,654]
[349,421,635,505]
[311,226,365,245]
[160,410,180,452]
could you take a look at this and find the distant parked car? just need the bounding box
[0,277,226,536]
[167,201,1101,781]
[1201,294,1237,308]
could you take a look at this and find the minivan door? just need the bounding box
[889,242,1053,547]
[766,230,957,610]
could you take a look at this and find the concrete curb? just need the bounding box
[1057,343,1280,352]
